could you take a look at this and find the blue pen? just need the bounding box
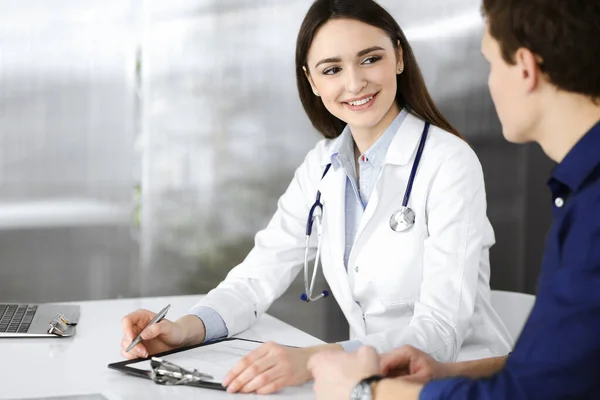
[126,304,171,353]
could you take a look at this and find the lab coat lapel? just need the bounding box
[317,165,366,335]
[317,166,347,281]
[350,114,425,257]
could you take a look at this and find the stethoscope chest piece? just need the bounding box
[389,206,415,232]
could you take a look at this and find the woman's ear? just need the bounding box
[396,40,404,74]
[303,66,320,96]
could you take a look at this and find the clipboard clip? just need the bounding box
[47,313,77,336]
[150,357,214,385]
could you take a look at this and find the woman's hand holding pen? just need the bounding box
[120,310,206,359]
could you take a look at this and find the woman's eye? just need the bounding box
[323,66,341,75]
[362,56,382,64]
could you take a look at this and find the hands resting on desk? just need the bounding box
[120,309,461,397]
[120,309,342,394]
[308,345,440,399]
[308,345,509,399]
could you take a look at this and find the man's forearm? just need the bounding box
[373,378,423,400]
[371,356,507,400]
[444,355,507,379]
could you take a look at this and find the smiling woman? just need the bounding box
[295,0,461,143]
[119,0,513,395]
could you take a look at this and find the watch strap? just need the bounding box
[360,374,384,385]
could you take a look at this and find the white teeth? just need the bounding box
[348,96,373,106]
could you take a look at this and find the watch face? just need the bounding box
[350,381,371,400]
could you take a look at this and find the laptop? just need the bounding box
[0,303,80,337]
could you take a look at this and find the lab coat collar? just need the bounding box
[319,133,345,167]
[384,112,427,166]
[318,111,426,167]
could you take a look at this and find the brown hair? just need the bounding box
[295,0,462,139]
[482,0,600,102]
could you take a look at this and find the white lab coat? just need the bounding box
[195,112,513,362]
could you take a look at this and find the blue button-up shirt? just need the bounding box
[420,121,600,399]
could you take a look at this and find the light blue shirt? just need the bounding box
[330,109,408,351]
[189,109,409,351]
[330,108,408,269]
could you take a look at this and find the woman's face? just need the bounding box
[305,18,403,135]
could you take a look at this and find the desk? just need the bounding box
[1,295,324,399]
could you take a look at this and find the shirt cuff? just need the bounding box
[338,339,364,352]
[419,377,470,400]
[188,306,229,342]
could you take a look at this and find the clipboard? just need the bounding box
[108,337,264,391]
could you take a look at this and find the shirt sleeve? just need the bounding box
[188,306,229,342]
[338,339,364,352]
[419,200,600,399]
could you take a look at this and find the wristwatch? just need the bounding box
[350,375,383,400]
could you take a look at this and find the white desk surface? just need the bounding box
[1,295,324,400]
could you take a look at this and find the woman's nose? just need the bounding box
[344,67,367,94]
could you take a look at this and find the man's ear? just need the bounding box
[515,47,540,93]
[303,66,320,96]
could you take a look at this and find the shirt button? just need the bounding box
[555,197,564,208]
[355,266,359,273]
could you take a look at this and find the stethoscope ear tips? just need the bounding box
[300,293,309,302]
[322,290,329,297]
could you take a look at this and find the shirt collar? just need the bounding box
[329,108,409,170]
[550,120,600,192]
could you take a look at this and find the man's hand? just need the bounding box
[380,345,451,383]
[308,346,381,400]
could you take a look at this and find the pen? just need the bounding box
[126,304,171,353]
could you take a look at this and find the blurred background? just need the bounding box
[0,0,554,342]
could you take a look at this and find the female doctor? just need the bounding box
[120,0,512,394]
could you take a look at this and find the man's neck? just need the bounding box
[536,95,600,163]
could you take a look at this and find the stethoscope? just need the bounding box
[300,122,430,303]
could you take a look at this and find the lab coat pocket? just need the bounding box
[363,232,424,300]
[379,296,419,309]
[378,297,418,324]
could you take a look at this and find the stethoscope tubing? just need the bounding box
[301,121,430,302]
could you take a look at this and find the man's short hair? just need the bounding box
[482,0,600,101]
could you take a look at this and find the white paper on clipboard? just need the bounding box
[127,338,263,384]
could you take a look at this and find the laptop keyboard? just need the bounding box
[0,304,38,333]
